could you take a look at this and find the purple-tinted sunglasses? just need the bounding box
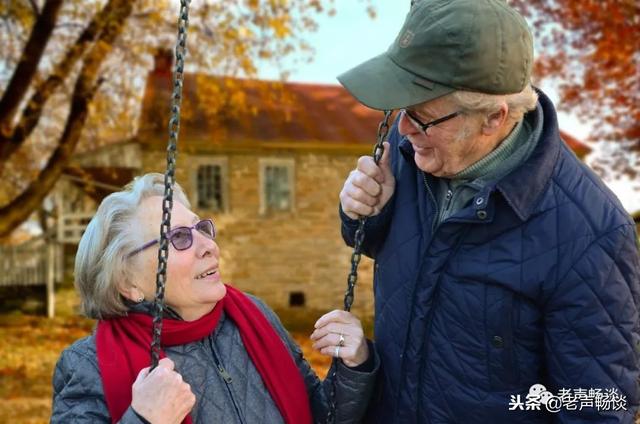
[127,219,216,258]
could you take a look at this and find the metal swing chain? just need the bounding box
[325,109,392,423]
[343,110,392,313]
[150,0,191,370]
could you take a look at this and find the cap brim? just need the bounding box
[337,53,454,110]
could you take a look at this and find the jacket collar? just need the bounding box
[126,299,184,320]
[495,89,560,221]
[399,88,561,222]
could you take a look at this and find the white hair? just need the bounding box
[74,173,190,319]
[449,84,538,123]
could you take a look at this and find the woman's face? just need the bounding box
[129,196,226,321]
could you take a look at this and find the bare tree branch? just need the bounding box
[0,0,134,166]
[0,0,135,237]
[0,0,63,139]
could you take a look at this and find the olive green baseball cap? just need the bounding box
[337,0,533,110]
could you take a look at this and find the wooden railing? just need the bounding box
[57,212,94,244]
[0,235,60,317]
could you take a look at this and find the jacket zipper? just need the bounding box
[422,172,439,231]
[445,189,453,208]
[209,339,246,424]
[439,188,454,225]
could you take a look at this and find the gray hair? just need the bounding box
[74,173,190,319]
[449,84,538,123]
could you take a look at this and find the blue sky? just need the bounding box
[259,2,406,86]
[258,2,639,213]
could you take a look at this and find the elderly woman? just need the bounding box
[51,173,378,424]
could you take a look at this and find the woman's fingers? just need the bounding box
[131,358,195,423]
[312,321,363,341]
[312,331,347,350]
[311,309,370,367]
[314,331,369,367]
[319,343,354,359]
[314,309,359,329]
[135,366,150,383]
[311,322,349,341]
[311,321,363,355]
[157,357,175,370]
[311,310,364,343]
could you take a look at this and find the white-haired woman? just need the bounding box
[51,173,378,424]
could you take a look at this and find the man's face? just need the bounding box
[398,96,483,177]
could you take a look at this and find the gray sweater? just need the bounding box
[51,296,379,423]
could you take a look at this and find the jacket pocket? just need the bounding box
[485,285,519,390]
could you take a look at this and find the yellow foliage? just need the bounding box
[229,89,247,110]
[269,16,292,39]
[247,0,260,11]
[1,1,35,29]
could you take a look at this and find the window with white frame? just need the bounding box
[194,158,228,212]
[259,158,294,214]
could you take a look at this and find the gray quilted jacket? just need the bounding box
[51,296,379,423]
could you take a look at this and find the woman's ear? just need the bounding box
[482,103,509,136]
[118,282,145,303]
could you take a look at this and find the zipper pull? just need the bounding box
[445,189,453,210]
[217,364,233,383]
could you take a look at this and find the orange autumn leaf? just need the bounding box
[510,0,639,177]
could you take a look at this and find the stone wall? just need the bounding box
[142,149,375,322]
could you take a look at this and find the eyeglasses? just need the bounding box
[127,219,216,258]
[401,108,462,134]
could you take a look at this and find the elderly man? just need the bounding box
[337,0,640,422]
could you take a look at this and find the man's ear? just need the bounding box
[482,103,509,136]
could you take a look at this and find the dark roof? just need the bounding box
[138,72,387,152]
[137,65,590,156]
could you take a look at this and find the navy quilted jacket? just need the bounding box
[341,91,640,423]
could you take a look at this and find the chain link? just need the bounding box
[150,0,191,370]
[325,110,392,423]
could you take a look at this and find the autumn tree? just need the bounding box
[510,0,639,178]
[0,0,340,238]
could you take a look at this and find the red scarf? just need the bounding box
[96,285,312,424]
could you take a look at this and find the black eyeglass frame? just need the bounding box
[401,108,462,134]
[126,219,216,258]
